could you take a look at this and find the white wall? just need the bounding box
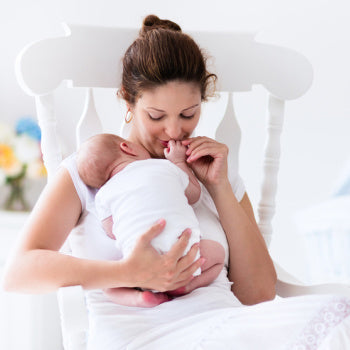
[2,0,350,279]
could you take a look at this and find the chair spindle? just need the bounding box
[76,88,103,149]
[258,95,285,247]
[35,93,62,181]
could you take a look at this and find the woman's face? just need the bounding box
[128,81,201,158]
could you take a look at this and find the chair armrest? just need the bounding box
[276,279,350,298]
[274,261,350,298]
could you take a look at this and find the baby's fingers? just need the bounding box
[167,139,176,150]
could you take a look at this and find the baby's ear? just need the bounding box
[120,141,137,156]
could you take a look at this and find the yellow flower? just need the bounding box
[0,143,23,177]
[0,144,14,167]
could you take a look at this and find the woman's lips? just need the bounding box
[159,140,169,147]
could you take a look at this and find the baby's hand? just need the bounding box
[164,140,187,164]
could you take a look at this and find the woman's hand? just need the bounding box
[123,219,204,292]
[182,137,229,188]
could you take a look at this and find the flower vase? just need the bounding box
[4,176,30,211]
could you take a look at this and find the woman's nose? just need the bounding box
[165,121,182,140]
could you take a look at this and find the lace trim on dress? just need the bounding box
[288,297,350,350]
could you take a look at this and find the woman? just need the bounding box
[3,15,349,349]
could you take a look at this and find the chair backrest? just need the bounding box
[15,23,313,350]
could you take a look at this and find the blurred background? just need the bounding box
[1,0,350,348]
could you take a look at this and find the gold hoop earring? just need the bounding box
[125,110,133,124]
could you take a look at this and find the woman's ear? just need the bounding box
[119,141,137,156]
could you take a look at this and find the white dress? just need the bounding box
[95,159,201,263]
[61,154,350,350]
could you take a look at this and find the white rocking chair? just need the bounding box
[15,23,350,350]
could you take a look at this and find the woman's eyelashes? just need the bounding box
[148,113,195,120]
[180,113,195,119]
[148,113,164,121]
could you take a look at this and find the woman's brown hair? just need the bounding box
[118,14,217,105]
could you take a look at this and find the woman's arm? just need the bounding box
[183,137,277,305]
[2,168,202,294]
[209,185,277,305]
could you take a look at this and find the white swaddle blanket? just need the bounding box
[95,159,201,275]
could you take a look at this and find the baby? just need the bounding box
[77,133,225,307]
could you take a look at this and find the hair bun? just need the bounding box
[141,14,182,34]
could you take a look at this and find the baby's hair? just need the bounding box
[77,134,124,188]
[118,14,217,105]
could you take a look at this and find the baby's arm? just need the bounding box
[102,216,116,240]
[164,140,201,205]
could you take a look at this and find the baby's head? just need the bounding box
[77,133,150,188]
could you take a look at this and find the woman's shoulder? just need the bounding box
[60,152,97,210]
